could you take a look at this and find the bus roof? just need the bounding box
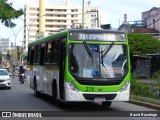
[29,30,68,46]
[28,29,125,46]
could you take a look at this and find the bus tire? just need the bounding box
[102,101,112,108]
[34,78,41,97]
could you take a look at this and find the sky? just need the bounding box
[0,0,160,46]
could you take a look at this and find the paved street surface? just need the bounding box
[0,76,159,120]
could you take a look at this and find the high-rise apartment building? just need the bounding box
[24,0,99,51]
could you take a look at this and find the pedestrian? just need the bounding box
[12,65,15,78]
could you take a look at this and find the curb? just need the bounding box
[128,99,160,110]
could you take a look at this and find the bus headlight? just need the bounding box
[68,81,79,92]
[120,81,129,92]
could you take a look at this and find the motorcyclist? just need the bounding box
[19,66,25,74]
[12,65,15,78]
[19,66,25,81]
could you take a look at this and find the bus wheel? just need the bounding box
[34,80,41,97]
[102,101,112,108]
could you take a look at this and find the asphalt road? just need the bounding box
[0,76,159,120]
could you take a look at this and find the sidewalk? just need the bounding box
[129,99,160,110]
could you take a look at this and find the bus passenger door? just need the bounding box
[30,49,34,89]
[59,41,66,100]
[38,46,45,92]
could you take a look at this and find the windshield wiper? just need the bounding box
[100,47,110,77]
[83,41,92,57]
[102,42,114,57]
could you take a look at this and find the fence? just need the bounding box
[131,54,160,78]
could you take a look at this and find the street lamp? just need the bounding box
[15,26,25,50]
[27,14,46,51]
[7,34,16,49]
[7,34,16,61]
[20,40,24,65]
[7,25,26,66]
[8,14,45,56]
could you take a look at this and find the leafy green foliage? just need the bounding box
[130,95,160,105]
[17,50,21,61]
[130,73,160,99]
[0,53,2,62]
[0,0,24,28]
[127,33,160,55]
[6,51,11,60]
[23,54,27,61]
[152,70,160,82]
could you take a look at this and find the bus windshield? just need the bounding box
[69,43,128,79]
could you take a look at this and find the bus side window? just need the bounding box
[44,40,60,64]
[33,45,40,64]
[33,46,36,63]
[30,50,34,65]
[36,45,40,63]
[45,42,52,63]
[39,43,46,65]
[51,40,59,63]
[39,46,45,65]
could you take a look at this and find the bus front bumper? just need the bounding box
[64,83,130,102]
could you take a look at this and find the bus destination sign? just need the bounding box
[69,32,125,41]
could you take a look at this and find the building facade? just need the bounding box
[142,7,160,31]
[0,38,9,60]
[24,0,99,51]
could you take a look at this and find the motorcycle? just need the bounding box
[19,73,25,84]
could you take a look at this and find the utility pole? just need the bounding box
[82,0,84,28]
[21,40,24,65]
[39,0,46,37]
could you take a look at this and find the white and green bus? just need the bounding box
[27,29,131,107]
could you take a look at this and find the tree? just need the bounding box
[17,50,21,61]
[6,51,11,60]
[127,33,160,55]
[0,0,24,28]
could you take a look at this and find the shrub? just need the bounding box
[130,73,159,99]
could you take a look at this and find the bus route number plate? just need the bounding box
[94,97,105,103]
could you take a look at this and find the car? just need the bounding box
[0,69,11,89]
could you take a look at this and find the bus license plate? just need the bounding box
[94,97,105,102]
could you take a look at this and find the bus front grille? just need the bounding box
[83,94,117,100]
